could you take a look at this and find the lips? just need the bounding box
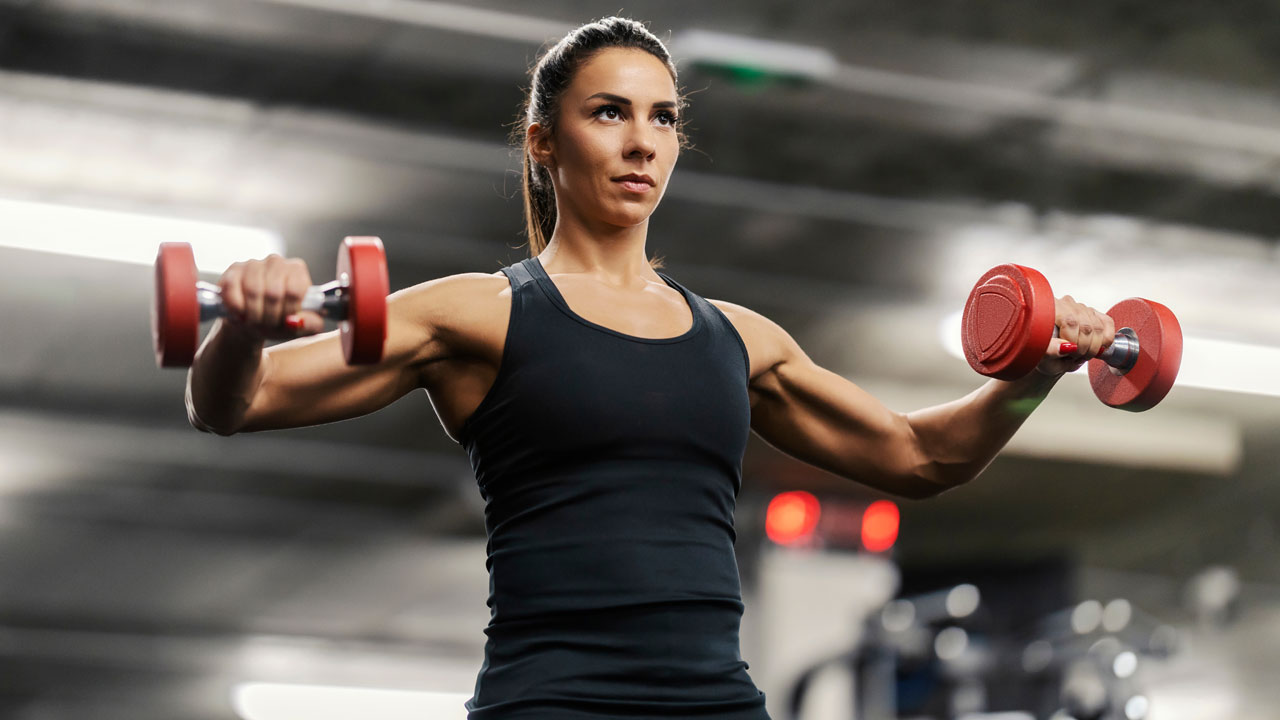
[612,173,655,193]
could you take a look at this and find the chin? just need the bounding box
[617,213,656,229]
[591,210,649,229]
[606,200,659,226]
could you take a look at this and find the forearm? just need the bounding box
[906,370,1063,491]
[185,319,267,435]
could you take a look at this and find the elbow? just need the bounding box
[896,473,954,501]
[898,460,984,500]
[186,399,240,436]
[204,423,241,438]
[892,415,973,500]
[185,377,244,436]
[852,464,953,501]
[884,456,967,500]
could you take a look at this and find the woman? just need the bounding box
[187,16,1112,720]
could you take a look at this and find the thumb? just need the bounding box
[284,311,325,336]
[1048,337,1079,357]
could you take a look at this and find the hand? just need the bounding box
[218,254,325,340]
[1037,295,1116,376]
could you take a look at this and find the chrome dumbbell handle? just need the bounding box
[194,280,350,322]
[1097,327,1138,373]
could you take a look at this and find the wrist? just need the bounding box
[1017,365,1064,396]
[215,318,268,351]
[992,366,1062,413]
[1034,363,1067,378]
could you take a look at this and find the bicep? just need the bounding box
[239,283,445,432]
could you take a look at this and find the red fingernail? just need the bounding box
[1060,342,1078,354]
[285,315,304,330]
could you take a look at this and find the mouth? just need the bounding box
[611,173,655,193]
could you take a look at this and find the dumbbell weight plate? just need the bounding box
[961,264,1056,380]
[152,242,200,368]
[1089,298,1182,411]
[337,236,389,365]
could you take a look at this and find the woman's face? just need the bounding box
[533,47,680,230]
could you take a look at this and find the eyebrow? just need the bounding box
[585,92,677,110]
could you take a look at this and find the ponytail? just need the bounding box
[521,139,557,257]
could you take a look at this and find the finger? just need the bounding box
[219,263,246,321]
[1058,311,1081,349]
[1045,336,1079,359]
[1075,313,1099,358]
[1056,295,1081,347]
[241,261,266,327]
[1052,338,1079,356]
[284,311,325,335]
[260,255,288,329]
[1093,312,1109,358]
[1100,312,1116,352]
[281,259,311,320]
[1083,309,1107,359]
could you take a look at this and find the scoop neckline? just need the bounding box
[529,256,703,344]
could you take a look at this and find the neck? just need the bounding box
[539,207,656,287]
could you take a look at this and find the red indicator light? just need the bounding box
[861,500,899,552]
[766,491,821,546]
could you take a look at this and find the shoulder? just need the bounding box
[388,271,513,338]
[707,299,805,380]
[392,271,511,307]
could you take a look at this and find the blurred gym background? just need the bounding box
[1,1,1278,719]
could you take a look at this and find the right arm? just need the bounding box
[186,257,501,435]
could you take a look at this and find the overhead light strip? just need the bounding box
[232,683,470,720]
[670,29,839,82]
[827,64,1280,158]
[0,198,282,273]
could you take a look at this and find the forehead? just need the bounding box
[567,47,676,100]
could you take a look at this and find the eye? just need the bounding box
[592,104,623,121]
[655,110,679,127]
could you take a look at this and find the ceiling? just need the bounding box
[1,1,1279,717]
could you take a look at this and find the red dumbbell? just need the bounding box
[152,237,388,368]
[961,264,1182,411]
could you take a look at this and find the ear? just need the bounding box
[527,122,555,170]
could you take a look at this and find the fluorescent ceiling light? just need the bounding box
[231,683,470,720]
[0,197,282,273]
[671,30,838,82]
[829,63,1280,159]
[939,310,1280,399]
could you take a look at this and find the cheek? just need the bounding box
[662,138,680,171]
[559,132,613,182]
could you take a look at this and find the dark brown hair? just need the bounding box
[516,17,684,266]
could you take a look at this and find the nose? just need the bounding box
[623,123,657,161]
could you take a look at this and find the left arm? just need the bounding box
[711,298,1106,500]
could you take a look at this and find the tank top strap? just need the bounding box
[654,270,722,333]
[491,256,551,360]
[656,271,710,317]
[657,270,751,377]
[504,257,539,291]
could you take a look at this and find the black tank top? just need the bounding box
[459,256,770,720]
